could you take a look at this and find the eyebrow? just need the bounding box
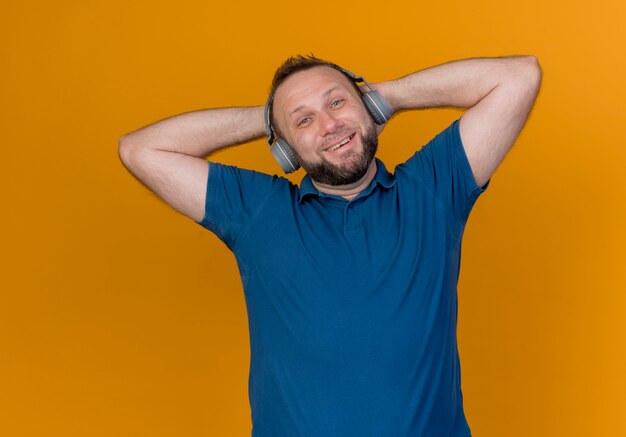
[289,86,340,117]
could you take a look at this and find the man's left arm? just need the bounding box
[374,56,543,188]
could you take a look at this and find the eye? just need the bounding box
[297,117,310,127]
[331,99,344,108]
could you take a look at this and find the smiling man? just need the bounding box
[119,54,542,436]
[270,65,381,193]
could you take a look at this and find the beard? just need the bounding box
[296,124,379,186]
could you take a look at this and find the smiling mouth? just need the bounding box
[324,134,355,152]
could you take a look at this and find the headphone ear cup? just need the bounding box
[361,90,393,125]
[270,139,301,173]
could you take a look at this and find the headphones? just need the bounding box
[264,66,393,173]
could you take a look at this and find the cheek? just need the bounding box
[291,132,319,158]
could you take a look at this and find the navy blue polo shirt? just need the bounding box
[197,117,489,436]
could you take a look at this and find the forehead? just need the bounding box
[273,66,357,115]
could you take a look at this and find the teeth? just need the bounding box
[327,136,351,151]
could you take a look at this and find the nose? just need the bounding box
[318,109,343,136]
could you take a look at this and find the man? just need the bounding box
[119,55,542,436]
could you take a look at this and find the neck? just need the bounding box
[311,159,378,201]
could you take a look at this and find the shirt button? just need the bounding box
[348,204,354,209]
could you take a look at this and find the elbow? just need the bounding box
[523,56,543,90]
[118,135,137,168]
[118,133,135,150]
[118,135,129,163]
[507,56,542,95]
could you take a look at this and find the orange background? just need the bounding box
[2,0,625,435]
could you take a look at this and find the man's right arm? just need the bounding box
[118,106,265,223]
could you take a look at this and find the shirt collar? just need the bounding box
[297,158,396,203]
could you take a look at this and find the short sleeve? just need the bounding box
[397,117,490,223]
[195,162,291,249]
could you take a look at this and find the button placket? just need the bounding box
[343,201,362,234]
